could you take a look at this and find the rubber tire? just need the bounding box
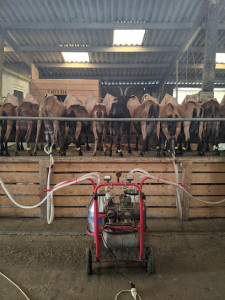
[146,246,155,275]
[86,248,92,275]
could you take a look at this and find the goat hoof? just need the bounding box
[197,151,204,156]
[176,150,183,156]
[139,152,144,157]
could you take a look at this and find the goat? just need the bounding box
[65,105,89,156]
[179,97,204,156]
[90,104,107,156]
[202,98,220,155]
[157,103,182,156]
[133,99,159,157]
[33,95,66,156]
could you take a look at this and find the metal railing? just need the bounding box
[0,116,225,122]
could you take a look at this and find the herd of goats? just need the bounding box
[0,91,225,158]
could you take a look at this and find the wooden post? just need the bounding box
[181,161,192,220]
[202,0,219,92]
[39,159,48,220]
[31,63,39,80]
[0,24,3,102]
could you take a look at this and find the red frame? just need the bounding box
[87,181,147,263]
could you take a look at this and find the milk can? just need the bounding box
[88,190,106,233]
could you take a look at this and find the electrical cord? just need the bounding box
[0,271,30,300]
[102,235,142,300]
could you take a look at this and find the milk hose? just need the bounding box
[129,168,225,205]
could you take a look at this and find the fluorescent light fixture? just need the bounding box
[216,53,225,63]
[113,30,145,46]
[62,52,89,62]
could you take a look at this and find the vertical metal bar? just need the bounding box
[94,197,99,260]
[176,59,179,101]
[139,194,144,260]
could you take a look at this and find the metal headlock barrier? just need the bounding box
[0,116,225,122]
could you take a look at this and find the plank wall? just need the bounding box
[30,79,100,102]
[0,157,225,220]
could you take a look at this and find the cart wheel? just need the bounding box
[145,246,155,275]
[86,248,92,275]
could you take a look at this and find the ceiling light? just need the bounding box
[62,52,89,62]
[113,30,145,46]
[216,53,225,63]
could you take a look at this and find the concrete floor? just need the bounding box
[0,218,225,300]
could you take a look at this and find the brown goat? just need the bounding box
[157,103,182,156]
[0,104,4,155]
[15,102,40,156]
[179,99,204,156]
[90,104,107,156]
[133,100,159,157]
[33,95,66,156]
[1,103,18,156]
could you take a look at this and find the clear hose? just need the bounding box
[129,168,225,205]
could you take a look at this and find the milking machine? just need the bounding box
[86,174,155,275]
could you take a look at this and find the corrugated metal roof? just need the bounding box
[1,0,225,85]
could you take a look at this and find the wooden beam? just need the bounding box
[36,62,169,69]
[0,25,3,102]
[35,62,225,70]
[2,22,194,30]
[19,45,179,53]
[202,0,219,92]
[179,63,225,69]
[4,45,225,54]
[3,67,31,81]
[38,74,225,83]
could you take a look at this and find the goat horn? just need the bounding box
[118,86,123,96]
[124,87,130,96]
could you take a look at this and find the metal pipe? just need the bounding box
[0,116,225,122]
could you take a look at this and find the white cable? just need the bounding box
[172,153,182,219]
[46,155,54,224]
[0,172,101,210]
[129,168,225,205]
[0,271,30,300]
[115,289,142,300]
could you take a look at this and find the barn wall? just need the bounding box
[30,79,100,102]
[1,157,225,220]
[1,70,30,103]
